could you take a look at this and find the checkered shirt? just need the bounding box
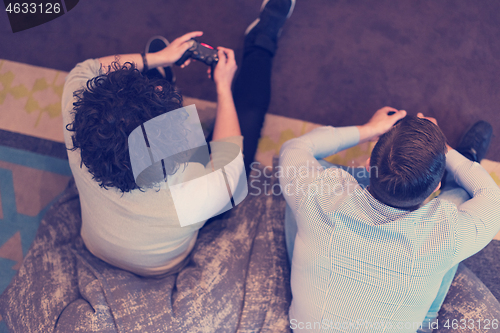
[279,126,500,333]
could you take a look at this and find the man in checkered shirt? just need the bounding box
[279,107,499,332]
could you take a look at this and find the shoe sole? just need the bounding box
[245,0,296,35]
[144,35,175,83]
[456,120,493,162]
[145,35,170,54]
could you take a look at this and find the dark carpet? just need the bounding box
[0,0,498,160]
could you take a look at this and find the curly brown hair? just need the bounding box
[66,61,183,192]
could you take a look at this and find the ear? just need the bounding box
[434,181,442,193]
[365,157,371,172]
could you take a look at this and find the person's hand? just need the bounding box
[357,107,407,143]
[416,112,437,125]
[151,31,204,68]
[210,47,237,92]
[417,112,451,152]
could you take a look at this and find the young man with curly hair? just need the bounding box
[279,107,499,332]
[62,0,296,276]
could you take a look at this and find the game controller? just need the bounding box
[175,39,219,75]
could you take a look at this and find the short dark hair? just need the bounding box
[369,115,447,209]
[67,61,183,193]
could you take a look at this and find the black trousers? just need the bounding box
[232,46,273,176]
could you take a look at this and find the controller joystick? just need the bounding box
[175,39,219,76]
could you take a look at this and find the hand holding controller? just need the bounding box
[175,39,219,73]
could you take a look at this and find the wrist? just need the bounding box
[356,125,376,143]
[145,52,172,69]
[216,83,232,95]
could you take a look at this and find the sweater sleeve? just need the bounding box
[278,126,360,212]
[446,149,500,261]
[61,58,102,150]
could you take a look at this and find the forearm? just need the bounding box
[446,149,500,197]
[356,125,377,144]
[446,149,500,258]
[281,126,360,159]
[98,52,171,72]
[448,149,500,237]
[211,87,241,141]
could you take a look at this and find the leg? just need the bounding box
[205,44,271,176]
[417,172,470,332]
[285,204,297,263]
[417,264,459,333]
[231,0,295,176]
[436,171,471,207]
[419,120,493,332]
[233,46,273,176]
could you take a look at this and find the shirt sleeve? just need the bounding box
[278,126,360,212]
[446,149,500,261]
[61,58,102,150]
[208,136,246,203]
[165,136,245,227]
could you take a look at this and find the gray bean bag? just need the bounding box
[0,166,291,333]
[1,160,499,333]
